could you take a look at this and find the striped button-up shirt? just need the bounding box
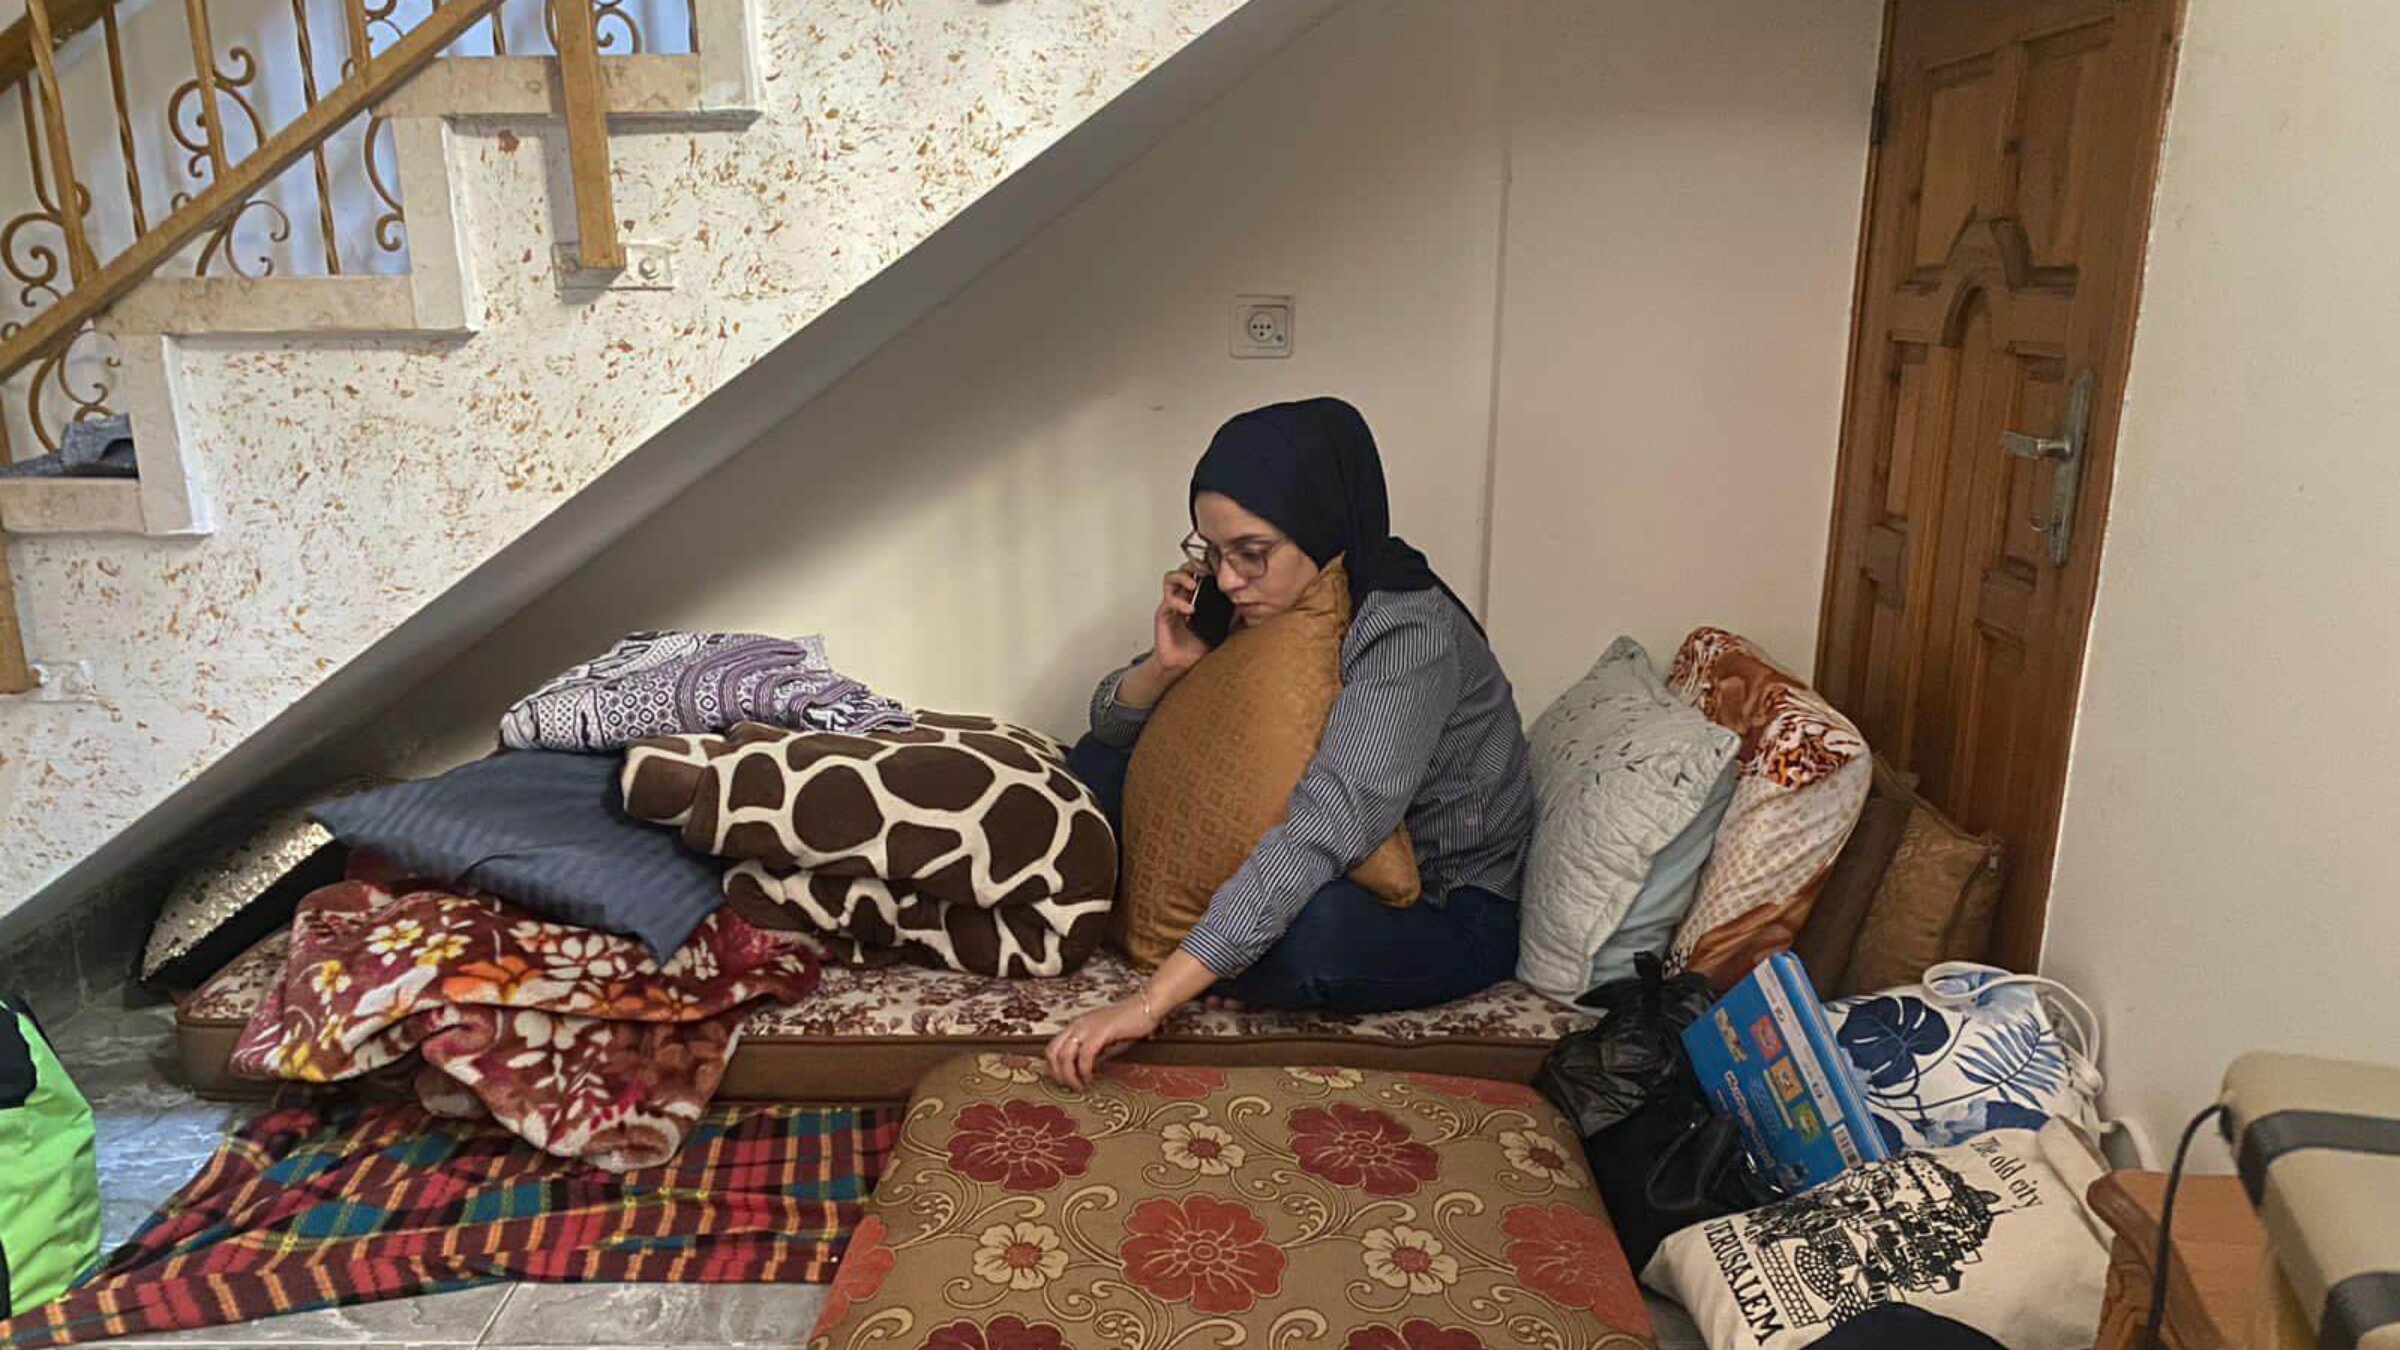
[1089,586,1536,976]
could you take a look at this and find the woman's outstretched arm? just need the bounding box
[1046,950,1218,1089]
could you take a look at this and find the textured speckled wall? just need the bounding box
[0,0,1263,921]
[331,0,1514,784]
[325,0,1881,788]
[2042,0,2400,1169]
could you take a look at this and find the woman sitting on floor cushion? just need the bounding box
[1049,397,1536,1088]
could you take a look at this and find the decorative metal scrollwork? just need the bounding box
[25,325,121,453]
[0,0,694,456]
[0,322,119,454]
[540,0,645,56]
[364,113,407,257]
[167,43,266,182]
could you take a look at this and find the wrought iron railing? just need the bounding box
[0,0,688,457]
[0,0,677,691]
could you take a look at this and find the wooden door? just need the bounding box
[1816,0,2182,971]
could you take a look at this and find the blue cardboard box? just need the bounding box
[1681,952,1891,1192]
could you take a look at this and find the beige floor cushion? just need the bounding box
[177,931,1594,1107]
[807,1054,1654,1349]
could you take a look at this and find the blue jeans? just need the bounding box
[1066,734,1520,1014]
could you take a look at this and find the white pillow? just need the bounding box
[1825,963,2111,1156]
[1516,637,1741,1005]
[1642,1119,2111,1350]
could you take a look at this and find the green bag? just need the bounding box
[0,997,101,1318]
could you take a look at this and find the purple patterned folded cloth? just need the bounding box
[498,631,912,752]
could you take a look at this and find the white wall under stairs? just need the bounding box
[333,0,1882,790]
[0,0,1342,931]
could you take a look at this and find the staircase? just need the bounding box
[0,0,1337,927]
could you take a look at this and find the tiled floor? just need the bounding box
[1650,1294,1703,1349]
[50,1002,254,1257]
[106,1283,831,1348]
[45,997,1701,1349]
[101,1287,1696,1349]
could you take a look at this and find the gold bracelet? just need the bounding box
[1140,989,1157,1024]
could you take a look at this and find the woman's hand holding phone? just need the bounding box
[1117,564,1211,713]
[1113,562,1209,711]
[1152,564,1213,675]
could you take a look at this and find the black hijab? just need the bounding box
[1189,397,1481,633]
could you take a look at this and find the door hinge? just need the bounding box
[1871,80,1890,146]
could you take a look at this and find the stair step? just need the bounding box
[384,52,749,124]
[0,479,144,535]
[100,275,421,338]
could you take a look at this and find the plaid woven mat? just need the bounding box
[0,1093,900,1348]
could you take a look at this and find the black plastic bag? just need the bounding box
[1532,952,1716,1137]
[1532,953,1781,1268]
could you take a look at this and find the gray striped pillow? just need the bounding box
[312,750,723,960]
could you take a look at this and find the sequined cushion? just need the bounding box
[140,804,348,990]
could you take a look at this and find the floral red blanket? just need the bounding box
[231,857,820,1169]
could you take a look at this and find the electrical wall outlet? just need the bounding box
[1231,294,1293,359]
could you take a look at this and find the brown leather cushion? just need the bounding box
[175,931,1589,1108]
[1116,557,1418,968]
[1836,795,2005,996]
[1791,760,1915,992]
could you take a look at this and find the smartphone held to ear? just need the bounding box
[1190,575,1236,647]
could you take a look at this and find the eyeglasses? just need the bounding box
[1182,530,1285,582]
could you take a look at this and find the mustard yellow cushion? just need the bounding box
[1117,558,1419,968]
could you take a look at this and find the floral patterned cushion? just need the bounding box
[1666,627,1870,989]
[180,933,1597,1105]
[809,1055,1652,1350]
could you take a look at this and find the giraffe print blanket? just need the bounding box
[621,714,1119,978]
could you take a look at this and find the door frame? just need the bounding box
[1812,0,2187,971]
